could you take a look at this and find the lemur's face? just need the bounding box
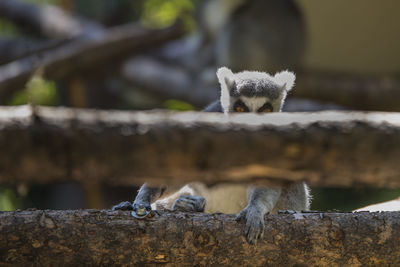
[216,67,296,114]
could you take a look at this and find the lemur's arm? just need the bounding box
[236,187,281,244]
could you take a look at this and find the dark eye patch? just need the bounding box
[233,100,249,112]
[257,102,273,113]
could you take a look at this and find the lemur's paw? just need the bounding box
[236,207,265,245]
[112,201,133,211]
[172,195,206,212]
[131,202,152,219]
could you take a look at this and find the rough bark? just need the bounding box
[0,210,399,266]
[0,21,184,100]
[0,105,399,188]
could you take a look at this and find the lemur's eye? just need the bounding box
[233,100,249,112]
[236,106,245,112]
[258,103,273,113]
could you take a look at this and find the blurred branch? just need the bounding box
[0,38,67,65]
[0,0,101,39]
[0,21,185,101]
[0,105,399,187]
[1,210,399,266]
[121,55,400,111]
[295,71,400,111]
[121,56,218,108]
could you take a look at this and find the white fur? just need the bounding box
[274,70,296,92]
[239,96,270,112]
[216,67,234,114]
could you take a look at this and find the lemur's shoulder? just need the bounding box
[203,100,223,112]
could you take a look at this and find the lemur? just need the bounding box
[113,67,311,244]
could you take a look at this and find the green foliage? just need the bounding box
[164,99,194,111]
[141,0,196,30]
[0,188,23,211]
[19,0,61,5]
[0,19,21,37]
[9,70,60,106]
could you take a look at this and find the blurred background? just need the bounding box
[0,0,399,212]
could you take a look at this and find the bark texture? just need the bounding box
[0,210,399,266]
[0,105,399,188]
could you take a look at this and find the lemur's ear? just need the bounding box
[274,70,296,92]
[216,67,235,113]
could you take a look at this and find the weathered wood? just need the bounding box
[0,210,399,266]
[0,21,184,100]
[0,105,399,188]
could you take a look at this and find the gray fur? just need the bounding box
[216,67,309,244]
[230,78,281,99]
[203,100,224,112]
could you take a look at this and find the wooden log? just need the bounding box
[0,210,399,266]
[0,105,399,188]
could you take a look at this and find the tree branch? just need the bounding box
[0,210,399,265]
[0,0,101,39]
[0,105,399,187]
[0,21,185,100]
[121,56,219,108]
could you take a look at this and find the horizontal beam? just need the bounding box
[0,105,399,187]
[0,210,399,265]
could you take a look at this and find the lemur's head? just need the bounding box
[216,67,295,114]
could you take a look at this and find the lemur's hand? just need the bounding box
[172,195,206,212]
[131,201,152,218]
[236,205,266,245]
[112,200,152,219]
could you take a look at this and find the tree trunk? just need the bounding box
[0,106,399,188]
[0,210,399,266]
